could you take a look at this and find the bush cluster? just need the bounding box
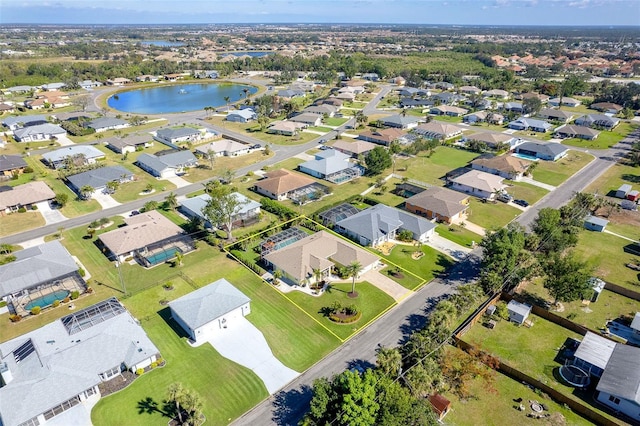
[70,290,80,300]
[259,197,298,220]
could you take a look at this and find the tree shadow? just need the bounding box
[516,290,550,309]
[137,397,167,416]
[347,358,375,371]
[621,174,640,184]
[398,313,428,345]
[157,307,190,339]
[271,385,313,425]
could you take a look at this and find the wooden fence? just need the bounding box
[604,281,640,302]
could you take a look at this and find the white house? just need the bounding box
[195,139,251,157]
[169,278,251,344]
[507,300,532,325]
[13,123,66,142]
[226,109,257,123]
[154,127,203,145]
[449,170,506,200]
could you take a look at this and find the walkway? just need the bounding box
[360,269,412,302]
[604,229,637,242]
[461,220,486,236]
[519,176,556,191]
[205,316,299,394]
[426,233,472,261]
[36,201,67,225]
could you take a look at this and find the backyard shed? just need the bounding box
[588,277,606,302]
[428,394,451,421]
[583,215,608,232]
[616,184,632,199]
[627,190,640,202]
[507,300,532,325]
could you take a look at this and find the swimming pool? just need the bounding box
[145,247,182,266]
[25,290,70,311]
[512,153,539,162]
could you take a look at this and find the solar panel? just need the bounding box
[13,339,35,364]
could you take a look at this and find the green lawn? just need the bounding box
[285,282,395,340]
[307,126,333,133]
[110,174,176,204]
[0,210,45,237]
[435,223,483,248]
[379,244,453,284]
[515,130,554,141]
[532,151,594,187]
[505,180,549,203]
[68,120,168,143]
[431,115,463,124]
[464,122,508,132]
[467,198,521,231]
[181,151,273,184]
[207,116,317,146]
[585,162,640,198]
[573,230,640,291]
[395,146,480,185]
[324,117,349,126]
[562,122,638,150]
[461,314,621,424]
[443,347,591,426]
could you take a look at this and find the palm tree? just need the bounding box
[174,251,184,267]
[0,243,13,255]
[272,269,283,286]
[165,192,178,211]
[223,96,231,112]
[80,185,94,200]
[167,383,184,425]
[347,261,363,296]
[206,148,215,170]
[243,88,250,103]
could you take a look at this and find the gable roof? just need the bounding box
[169,279,251,330]
[98,210,185,256]
[0,181,55,210]
[575,114,620,127]
[0,154,27,172]
[471,155,531,175]
[86,117,128,130]
[66,165,133,190]
[41,145,105,164]
[137,150,197,173]
[555,124,600,138]
[0,240,77,297]
[507,300,532,317]
[574,331,616,371]
[406,186,469,217]
[263,231,379,283]
[254,169,316,196]
[156,127,200,140]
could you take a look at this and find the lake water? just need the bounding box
[140,40,185,47]
[107,83,258,114]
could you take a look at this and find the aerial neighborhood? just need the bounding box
[0,17,640,426]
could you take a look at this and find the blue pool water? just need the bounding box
[146,247,182,266]
[107,83,258,114]
[512,153,540,162]
[25,290,70,311]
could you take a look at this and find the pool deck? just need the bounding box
[12,276,86,317]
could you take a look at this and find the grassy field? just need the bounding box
[573,230,640,291]
[443,347,591,426]
[181,151,273,184]
[379,243,453,284]
[68,120,168,143]
[435,223,483,248]
[585,162,640,197]
[395,146,480,185]
[532,151,594,187]
[462,314,623,424]
[505,180,549,203]
[324,117,349,126]
[285,282,395,341]
[206,116,318,146]
[0,210,45,237]
[467,198,520,231]
[562,122,638,150]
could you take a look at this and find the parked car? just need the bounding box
[130,210,140,216]
[497,192,513,203]
[319,139,328,144]
[513,199,529,207]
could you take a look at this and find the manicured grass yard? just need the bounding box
[379,244,454,285]
[505,180,549,203]
[0,210,45,237]
[324,117,349,126]
[531,150,594,187]
[467,198,520,231]
[285,282,395,341]
[562,122,638,150]
[443,347,590,426]
[461,314,621,424]
[573,230,640,291]
[307,126,333,133]
[586,162,640,198]
[435,223,482,248]
[395,146,480,186]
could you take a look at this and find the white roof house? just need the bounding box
[41,145,106,169]
[449,170,506,200]
[179,192,261,229]
[506,300,532,325]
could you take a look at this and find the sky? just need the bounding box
[2,0,639,26]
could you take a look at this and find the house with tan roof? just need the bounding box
[263,230,379,286]
[414,122,465,140]
[405,186,469,224]
[554,124,600,141]
[98,210,194,265]
[449,170,507,200]
[462,131,520,150]
[267,121,307,136]
[253,169,320,201]
[358,128,407,146]
[195,139,251,157]
[0,181,55,214]
[471,154,531,181]
[332,139,377,158]
[463,111,504,125]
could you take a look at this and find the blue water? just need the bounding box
[140,40,185,47]
[107,83,257,114]
[512,153,540,162]
[146,247,182,265]
[25,290,70,311]
[221,51,272,58]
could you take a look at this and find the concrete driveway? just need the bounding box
[36,201,67,225]
[92,190,121,209]
[426,233,472,261]
[55,134,75,146]
[360,269,412,302]
[207,316,299,394]
[165,175,191,188]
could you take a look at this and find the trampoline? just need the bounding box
[559,364,591,388]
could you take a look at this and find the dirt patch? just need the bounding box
[594,206,640,228]
[377,242,396,256]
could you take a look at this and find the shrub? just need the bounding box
[70,291,80,300]
[136,368,144,376]
[396,229,414,242]
[23,166,34,173]
[495,301,509,320]
[86,286,94,294]
[151,361,158,369]
[0,301,6,308]
[30,306,41,315]
[260,197,298,220]
[53,300,60,308]
[156,357,164,365]
[78,267,86,277]
[63,297,70,303]
[9,314,21,322]
[17,207,27,213]
[31,205,38,210]
[0,255,17,265]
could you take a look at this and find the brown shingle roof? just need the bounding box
[0,181,55,210]
[405,186,469,218]
[254,169,316,197]
[471,155,531,175]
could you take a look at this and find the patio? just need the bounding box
[11,275,86,317]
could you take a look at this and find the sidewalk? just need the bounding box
[519,176,556,191]
[604,229,637,242]
[462,220,486,236]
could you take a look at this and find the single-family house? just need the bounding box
[413,122,464,140]
[463,111,504,125]
[195,139,251,157]
[537,108,574,123]
[554,124,600,140]
[549,97,581,107]
[398,87,430,98]
[267,121,306,136]
[0,240,79,303]
[432,92,465,105]
[40,82,66,91]
[399,98,434,109]
[515,141,568,161]
[584,215,608,232]
[404,186,469,224]
[106,77,131,86]
[575,114,620,130]
[78,80,102,89]
[98,210,194,265]
[2,115,48,131]
[503,102,525,114]
[41,146,105,169]
[0,104,16,114]
[303,104,338,117]
[66,165,134,195]
[136,150,198,178]
[277,89,305,99]
[13,123,66,142]
[508,117,553,133]
[462,131,520,150]
[459,85,481,95]
[518,92,549,104]
[318,97,343,108]
[433,82,454,90]
[169,279,251,344]
[194,70,219,79]
[105,134,154,154]
[85,117,129,133]
[335,204,436,247]
[379,114,421,129]
[358,128,407,146]
[253,169,319,201]
[226,109,257,123]
[507,300,532,325]
[136,74,160,82]
[483,89,509,99]
[288,113,322,127]
[449,170,507,200]
[154,127,203,145]
[596,344,640,420]
[471,155,531,181]
[361,73,379,81]
[179,192,261,230]
[0,181,55,214]
[298,150,363,183]
[0,298,160,426]
[590,102,623,115]
[615,184,632,199]
[332,140,377,158]
[430,105,468,117]
[0,155,27,177]
[263,230,379,286]
[335,91,356,101]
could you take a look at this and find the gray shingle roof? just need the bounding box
[156,127,200,140]
[86,117,128,130]
[41,145,105,164]
[596,344,640,404]
[0,154,27,172]
[66,165,133,190]
[380,114,421,127]
[2,115,47,128]
[516,141,568,158]
[180,192,260,222]
[13,123,65,139]
[137,150,197,173]
[169,279,251,330]
[0,240,78,297]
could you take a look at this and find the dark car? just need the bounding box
[130,210,140,216]
[513,199,529,207]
